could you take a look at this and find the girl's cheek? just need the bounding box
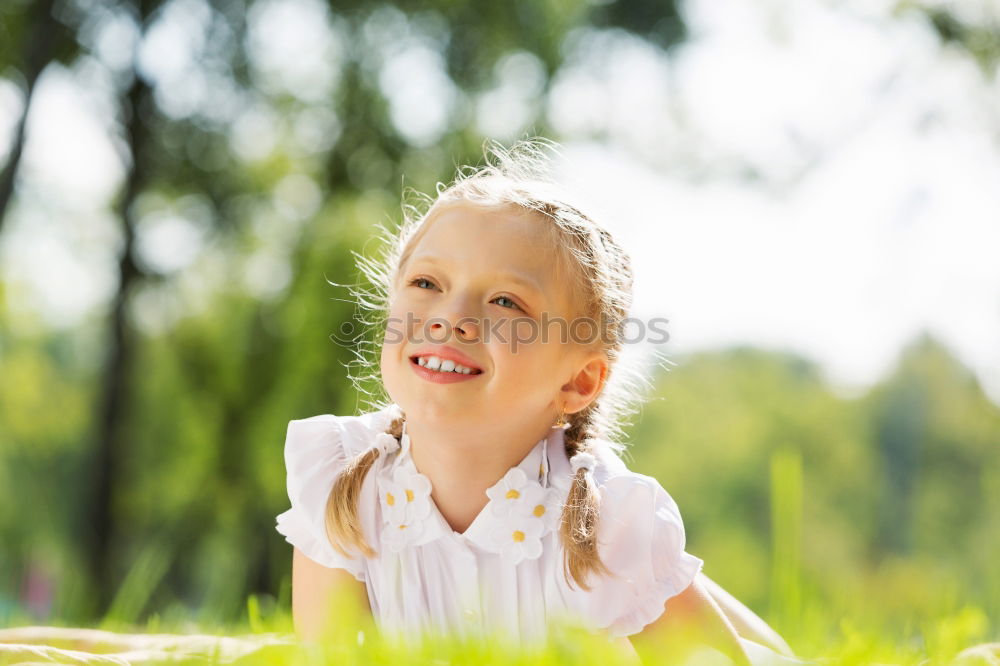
[383,305,402,342]
[385,300,411,337]
[509,317,544,354]
[485,320,538,361]
[380,332,405,395]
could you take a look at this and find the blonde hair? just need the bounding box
[326,137,652,590]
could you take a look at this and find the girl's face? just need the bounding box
[380,201,595,432]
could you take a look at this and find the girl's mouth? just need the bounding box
[409,354,483,384]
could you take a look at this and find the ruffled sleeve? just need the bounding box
[274,415,380,582]
[587,472,705,638]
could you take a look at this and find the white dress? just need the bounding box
[274,403,705,645]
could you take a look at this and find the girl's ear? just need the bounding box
[560,351,609,414]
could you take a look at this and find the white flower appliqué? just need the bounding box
[489,515,544,564]
[525,486,563,532]
[379,466,432,551]
[485,468,565,565]
[486,468,532,518]
[383,516,426,553]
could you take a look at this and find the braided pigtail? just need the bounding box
[559,404,614,591]
[324,413,406,558]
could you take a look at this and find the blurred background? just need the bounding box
[0,0,997,657]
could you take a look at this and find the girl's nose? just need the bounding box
[428,299,480,342]
[429,315,480,342]
[454,316,480,341]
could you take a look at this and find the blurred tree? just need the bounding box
[920,4,1000,75]
[80,0,167,618]
[0,0,701,623]
[0,0,74,233]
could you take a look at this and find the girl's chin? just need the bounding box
[401,402,481,422]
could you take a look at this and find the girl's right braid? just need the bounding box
[559,403,613,591]
[325,412,406,558]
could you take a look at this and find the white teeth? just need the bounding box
[415,355,476,374]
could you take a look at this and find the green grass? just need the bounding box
[3,589,985,666]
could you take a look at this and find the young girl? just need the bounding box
[275,139,809,664]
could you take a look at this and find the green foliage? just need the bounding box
[768,447,802,637]
[625,337,1000,659]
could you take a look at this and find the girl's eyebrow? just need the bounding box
[408,255,543,297]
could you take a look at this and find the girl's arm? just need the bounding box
[629,576,753,666]
[699,573,795,657]
[291,547,371,642]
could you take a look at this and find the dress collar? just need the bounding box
[375,422,570,564]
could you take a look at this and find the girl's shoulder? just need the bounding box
[566,440,705,638]
[283,403,402,463]
[549,437,688,537]
[551,437,668,501]
[590,442,684,521]
[275,403,400,578]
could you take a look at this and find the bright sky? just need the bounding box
[1,0,998,405]
[546,0,1000,404]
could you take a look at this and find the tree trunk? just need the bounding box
[85,16,156,618]
[0,0,58,235]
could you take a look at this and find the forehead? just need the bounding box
[417,201,548,243]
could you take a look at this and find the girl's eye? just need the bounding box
[408,277,437,290]
[492,295,521,311]
[408,278,521,311]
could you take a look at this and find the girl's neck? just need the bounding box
[405,419,551,534]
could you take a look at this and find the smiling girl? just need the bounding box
[275,138,807,664]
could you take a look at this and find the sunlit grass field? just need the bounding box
[1,578,994,665]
